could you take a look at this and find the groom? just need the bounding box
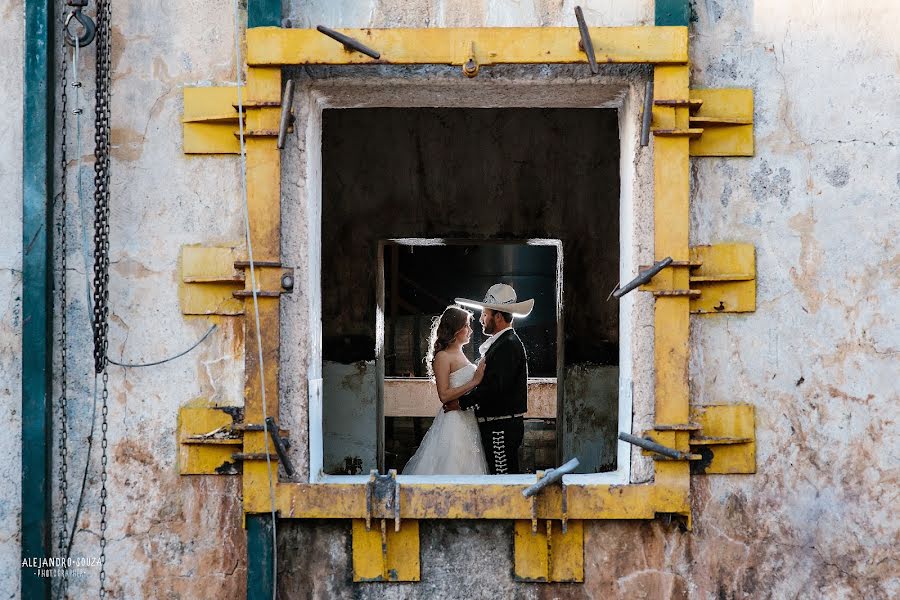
[444,283,533,474]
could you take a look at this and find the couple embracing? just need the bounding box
[402,283,533,476]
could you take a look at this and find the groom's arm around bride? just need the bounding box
[443,331,527,416]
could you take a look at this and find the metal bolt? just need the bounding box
[281,273,294,291]
[463,58,479,78]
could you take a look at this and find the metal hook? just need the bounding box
[64,8,96,48]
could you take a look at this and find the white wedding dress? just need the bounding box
[402,363,489,475]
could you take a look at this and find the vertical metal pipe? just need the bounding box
[22,0,54,597]
[246,514,276,600]
[248,0,281,27]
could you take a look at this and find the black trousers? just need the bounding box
[478,417,524,475]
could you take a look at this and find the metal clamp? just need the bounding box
[365,470,401,532]
[523,458,579,534]
[316,25,381,59]
[64,2,96,48]
[618,432,700,461]
[610,257,673,299]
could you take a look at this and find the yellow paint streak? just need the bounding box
[247,26,688,66]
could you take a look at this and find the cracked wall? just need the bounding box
[1,0,24,597]
[1,0,897,598]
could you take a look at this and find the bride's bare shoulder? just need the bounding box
[432,350,451,368]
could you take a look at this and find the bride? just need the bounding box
[402,306,490,475]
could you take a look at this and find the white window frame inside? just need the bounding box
[301,78,644,487]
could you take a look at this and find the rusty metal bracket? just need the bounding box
[264,416,296,477]
[276,79,295,150]
[365,470,401,532]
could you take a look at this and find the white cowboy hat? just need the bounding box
[455,283,534,317]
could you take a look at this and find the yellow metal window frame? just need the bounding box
[230,25,694,521]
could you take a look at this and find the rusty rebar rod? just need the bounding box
[612,256,673,299]
[618,432,691,461]
[575,7,599,74]
[522,457,580,497]
[265,417,296,477]
[316,25,381,59]
[640,80,654,147]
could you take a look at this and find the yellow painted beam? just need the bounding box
[182,87,241,154]
[264,480,688,520]
[240,65,284,514]
[247,26,688,67]
[652,65,691,431]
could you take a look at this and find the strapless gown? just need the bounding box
[401,363,489,475]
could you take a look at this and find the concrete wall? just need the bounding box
[1,1,24,597]
[4,1,251,597]
[1,0,896,598]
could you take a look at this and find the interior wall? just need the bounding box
[319,107,621,473]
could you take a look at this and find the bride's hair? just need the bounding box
[425,305,472,377]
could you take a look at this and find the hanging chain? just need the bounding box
[56,11,71,598]
[91,0,111,597]
[91,0,111,375]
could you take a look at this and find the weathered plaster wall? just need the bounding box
[1,1,24,597]
[278,1,899,598]
[60,1,251,596]
[4,0,251,597]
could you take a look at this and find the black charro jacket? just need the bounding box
[459,328,528,418]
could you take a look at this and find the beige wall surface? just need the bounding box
[2,0,897,598]
[1,1,24,596]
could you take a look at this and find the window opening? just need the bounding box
[382,241,560,474]
[320,107,621,478]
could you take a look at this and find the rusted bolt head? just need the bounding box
[281,273,294,291]
[463,58,479,78]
